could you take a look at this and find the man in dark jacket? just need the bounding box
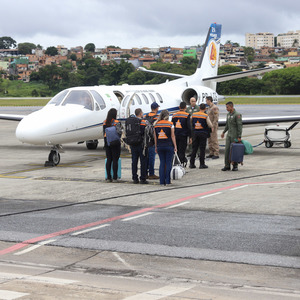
[171,102,192,165]
[190,103,213,169]
[129,108,149,184]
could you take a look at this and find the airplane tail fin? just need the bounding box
[189,23,222,90]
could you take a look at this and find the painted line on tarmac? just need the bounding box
[199,192,223,199]
[0,179,299,256]
[121,212,154,222]
[164,201,190,209]
[122,284,196,300]
[230,185,249,191]
[0,290,29,300]
[0,163,88,178]
[13,239,57,256]
[0,175,27,179]
[71,224,110,236]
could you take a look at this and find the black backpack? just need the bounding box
[144,113,155,147]
[125,116,142,146]
[144,113,155,125]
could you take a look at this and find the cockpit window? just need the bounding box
[90,90,106,110]
[47,90,69,106]
[62,90,94,110]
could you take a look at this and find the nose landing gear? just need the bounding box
[44,145,62,167]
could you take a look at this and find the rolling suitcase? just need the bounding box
[229,143,245,164]
[105,158,121,179]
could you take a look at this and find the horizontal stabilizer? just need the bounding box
[0,114,24,121]
[203,67,275,83]
[138,67,187,78]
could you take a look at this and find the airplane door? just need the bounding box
[119,92,135,119]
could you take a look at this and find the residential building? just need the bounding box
[245,32,274,49]
[277,30,300,48]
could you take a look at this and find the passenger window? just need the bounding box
[95,103,100,111]
[47,90,69,106]
[156,93,163,103]
[91,90,106,110]
[135,94,142,105]
[142,93,149,104]
[62,90,94,110]
[149,93,155,103]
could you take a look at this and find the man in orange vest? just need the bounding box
[171,102,192,166]
[190,103,213,169]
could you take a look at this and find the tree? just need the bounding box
[84,43,96,52]
[18,42,36,54]
[292,39,299,47]
[243,46,255,63]
[70,53,77,61]
[45,46,58,56]
[0,36,17,49]
[120,54,131,59]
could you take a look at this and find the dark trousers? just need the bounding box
[131,144,147,181]
[157,146,174,185]
[176,135,188,165]
[147,145,156,176]
[190,133,208,166]
[105,143,121,180]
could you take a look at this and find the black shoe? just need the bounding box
[212,155,219,159]
[199,164,208,169]
[189,164,196,169]
[133,179,139,184]
[206,154,213,158]
[232,166,238,171]
[221,166,230,171]
[140,180,149,184]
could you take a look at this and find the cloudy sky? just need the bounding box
[1,0,300,49]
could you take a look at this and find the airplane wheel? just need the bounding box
[284,141,291,148]
[265,141,273,148]
[86,140,98,150]
[48,150,60,165]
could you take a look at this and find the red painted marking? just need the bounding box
[0,180,299,256]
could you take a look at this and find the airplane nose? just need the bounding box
[15,112,50,145]
[16,117,41,144]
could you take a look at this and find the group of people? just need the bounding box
[103,96,243,185]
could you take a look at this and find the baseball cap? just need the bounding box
[151,102,160,109]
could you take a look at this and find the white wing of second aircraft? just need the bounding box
[0,114,25,121]
[218,115,300,126]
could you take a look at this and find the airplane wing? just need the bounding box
[218,115,300,126]
[203,67,275,83]
[0,114,25,121]
[138,67,187,78]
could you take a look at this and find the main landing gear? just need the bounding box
[44,145,63,167]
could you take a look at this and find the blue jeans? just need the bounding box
[130,144,147,181]
[157,146,174,185]
[147,145,156,176]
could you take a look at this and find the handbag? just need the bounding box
[170,152,186,180]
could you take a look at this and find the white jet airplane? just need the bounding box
[1,23,300,166]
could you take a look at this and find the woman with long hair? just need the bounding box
[154,110,177,185]
[103,108,122,182]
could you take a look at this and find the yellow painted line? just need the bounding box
[0,175,27,179]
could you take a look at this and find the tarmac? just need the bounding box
[0,107,300,299]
